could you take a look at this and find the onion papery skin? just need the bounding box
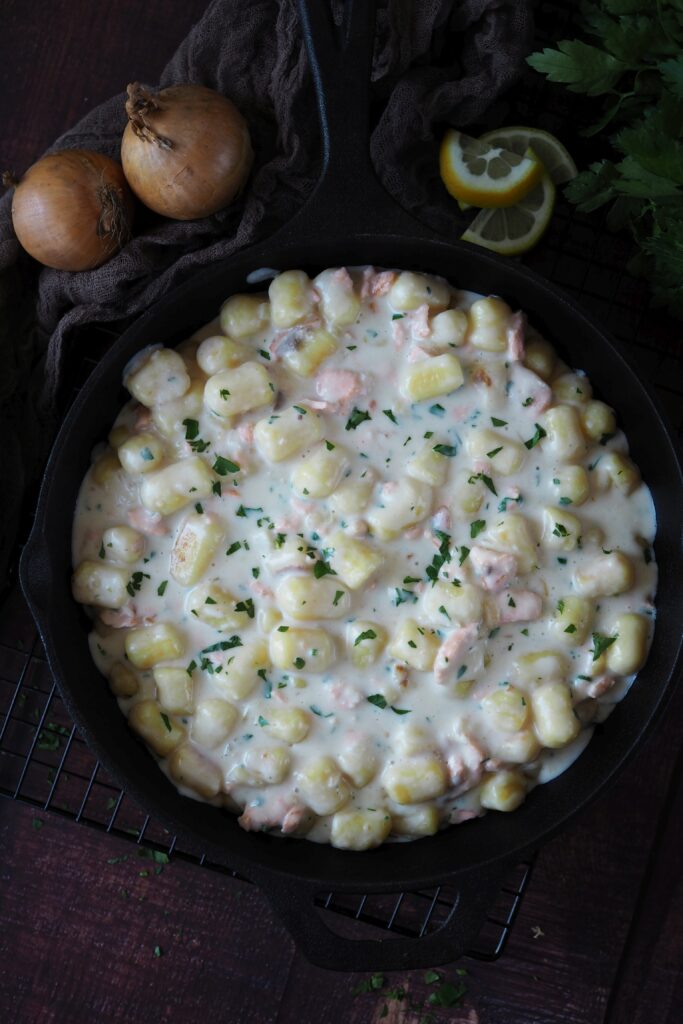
[9,150,134,272]
[121,83,253,221]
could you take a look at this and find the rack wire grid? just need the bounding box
[1,0,681,961]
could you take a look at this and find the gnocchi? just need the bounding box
[73,266,656,850]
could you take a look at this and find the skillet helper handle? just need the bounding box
[19,517,54,620]
[259,863,506,971]
[290,0,420,239]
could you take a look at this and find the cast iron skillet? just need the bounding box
[20,0,683,970]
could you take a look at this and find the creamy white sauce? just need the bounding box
[71,266,657,850]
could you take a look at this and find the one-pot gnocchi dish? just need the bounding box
[72,266,657,850]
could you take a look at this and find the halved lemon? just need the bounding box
[440,129,543,208]
[461,173,556,256]
[479,126,577,185]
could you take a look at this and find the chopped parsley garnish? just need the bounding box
[391,707,411,715]
[235,505,263,518]
[324,440,336,450]
[403,576,421,584]
[310,704,333,718]
[393,587,417,606]
[126,571,150,597]
[199,636,242,654]
[160,713,172,733]
[182,418,210,452]
[257,715,268,727]
[368,694,387,709]
[140,447,155,462]
[524,423,547,449]
[552,522,569,537]
[438,605,451,619]
[470,519,486,539]
[293,405,308,415]
[559,496,573,505]
[522,396,533,407]
[332,590,345,607]
[219,388,230,399]
[592,632,617,661]
[383,409,398,424]
[213,456,240,476]
[433,443,458,457]
[259,349,271,360]
[557,556,567,564]
[564,624,577,634]
[293,657,306,669]
[486,446,503,458]
[458,545,470,565]
[98,541,105,559]
[212,481,222,496]
[425,530,451,584]
[469,471,497,496]
[226,541,241,556]
[277,625,289,632]
[157,580,168,597]
[313,559,336,579]
[235,598,255,619]
[429,403,445,417]
[557,599,565,613]
[345,407,371,431]
[391,313,404,320]
[195,503,203,514]
[491,416,508,427]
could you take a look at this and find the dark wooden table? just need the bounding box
[1,3,682,1022]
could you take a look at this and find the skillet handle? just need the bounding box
[258,861,507,971]
[283,0,424,241]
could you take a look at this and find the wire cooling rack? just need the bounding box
[1,0,681,961]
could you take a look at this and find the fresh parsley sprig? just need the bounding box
[527,1,683,318]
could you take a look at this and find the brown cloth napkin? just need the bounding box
[0,0,533,583]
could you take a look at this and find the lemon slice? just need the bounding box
[461,173,556,255]
[479,126,577,185]
[440,129,543,208]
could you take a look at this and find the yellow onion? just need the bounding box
[121,82,253,220]
[5,150,134,271]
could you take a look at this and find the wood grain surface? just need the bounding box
[1,3,682,1023]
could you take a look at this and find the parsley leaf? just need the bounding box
[524,423,547,449]
[470,519,486,539]
[592,632,617,661]
[527,40,627,97]
[433,443,458,457]
[345,407,371,431]
[213,456,240,476]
